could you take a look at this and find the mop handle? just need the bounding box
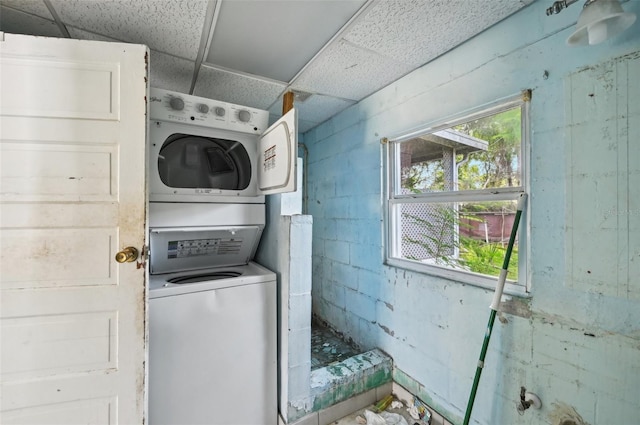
[462,193,527,425]
[490,193,527,311]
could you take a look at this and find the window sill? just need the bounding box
[385,257,530,298]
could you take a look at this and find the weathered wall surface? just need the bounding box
[257,192,313,421]
[304,1,640,424]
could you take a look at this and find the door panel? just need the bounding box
[0,33,147,424]
[0,56,119,120]
[2,397,117,425]
[1,142,118,201]
[1,227,116,289]
[2,311,118,380]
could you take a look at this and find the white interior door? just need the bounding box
[0,33,148,424]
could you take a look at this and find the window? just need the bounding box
[385,93,529,292]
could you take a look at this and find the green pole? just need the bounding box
[462,193,527,425]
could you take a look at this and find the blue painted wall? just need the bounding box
[303,1,640,424]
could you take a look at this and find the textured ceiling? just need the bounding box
[0,0,535,133]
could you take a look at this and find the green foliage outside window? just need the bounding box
[400,107,521,280]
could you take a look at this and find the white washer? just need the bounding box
[149,262,277,425]
[147,88,297,425]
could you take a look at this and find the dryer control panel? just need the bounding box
[149,87,269,134]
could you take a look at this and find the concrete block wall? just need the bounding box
[304,1,640,424]
[287,214,314,414]
[309,120,385,350]
[257,186,314,422]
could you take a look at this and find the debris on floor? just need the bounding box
[311,321,360,370]
[360,409,408,425]
[373,395,394,412]
[334,396,431,425]
[408,398,431,422]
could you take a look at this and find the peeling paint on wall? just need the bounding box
[379,324,395,337]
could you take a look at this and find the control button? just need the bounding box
[197,103,209,114]
[214,107,226,117]
[169,97,185,111]
[238,110,251,122]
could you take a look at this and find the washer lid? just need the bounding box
[149,225,263,274]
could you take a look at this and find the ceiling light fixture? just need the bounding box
[546,0,636,46]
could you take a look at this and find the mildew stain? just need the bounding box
[500,296,532,319]
[548,402,589,425]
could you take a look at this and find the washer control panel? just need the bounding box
[149,87,269,134]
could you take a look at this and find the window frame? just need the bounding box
[384,92,531,295]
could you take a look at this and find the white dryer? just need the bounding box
[149,87,297,203]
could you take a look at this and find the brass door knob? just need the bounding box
[115,247,139,263]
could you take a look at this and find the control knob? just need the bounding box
[238,109,251,123]
[169,97,185,111]
[214,107,226,117]
[197,103,209,114]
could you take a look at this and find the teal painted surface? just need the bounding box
[394,367,458,425]
[304,1,640,424]
[309,349,392,412]
[285,349,392,422]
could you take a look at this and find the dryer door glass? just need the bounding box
[158,134,251,190]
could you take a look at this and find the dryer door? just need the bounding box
[258,108,297,195]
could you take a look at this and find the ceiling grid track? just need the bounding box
[287,0,377,87]
[264,0,378,112]
[189,0,221,94]
[42,0,70,38]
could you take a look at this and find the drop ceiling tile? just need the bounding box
[345,0,533,68]
[194,66,286,110]
[148,51,196,94]
[68,27,195,94]
[206,0,366,82]
[49,0,207,60]
[0,0,53,20]
[67,26,119,42]
[0,6,62,38]
[292,38,414,101]
[269,94,355,128]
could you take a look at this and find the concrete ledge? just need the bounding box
[286,381,393,425]
[285,349,393,423]
[310,349,392,411]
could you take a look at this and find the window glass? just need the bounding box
[399,107,521,194]
[387,95,528,289]
[397,200,519,280]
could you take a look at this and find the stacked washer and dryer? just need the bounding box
[147,88,297,425]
